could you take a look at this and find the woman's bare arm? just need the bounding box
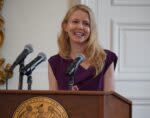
[104,63,115,91]
[48,64,58,90]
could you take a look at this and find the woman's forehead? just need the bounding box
[69,10,89,20]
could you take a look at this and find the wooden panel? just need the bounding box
[0,90,132,118]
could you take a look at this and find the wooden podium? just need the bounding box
[0,90,132,118]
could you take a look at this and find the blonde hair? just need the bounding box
[57,4,106,77]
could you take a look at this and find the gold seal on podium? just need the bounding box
[13,96,69,118]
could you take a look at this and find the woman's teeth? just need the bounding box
[75,32,84,36]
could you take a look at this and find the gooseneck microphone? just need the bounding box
[66,54,86,76]
[66,54,85,90]
[11,44,33,70]
[21,52,47,76]
[9,44,33,90]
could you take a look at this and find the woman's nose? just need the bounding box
[77,22,84,29]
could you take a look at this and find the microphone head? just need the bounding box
[38,52,47,61]
[76,54,86,62]
[24,44,33,53]
[65,54,86,76]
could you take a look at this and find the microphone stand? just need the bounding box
[27,73,32,90]
[67,68,77,90]
[18,62,25,90]
[5,76,8,90]
[20,68,33,90]
[68,73,75,90]
[23,70,33,90]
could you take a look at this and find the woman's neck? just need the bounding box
[70,43,85,59]
[69,43,91,69]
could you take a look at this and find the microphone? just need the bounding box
[11,44,33,70]
[21,52,47,75]
[66,54,85,76]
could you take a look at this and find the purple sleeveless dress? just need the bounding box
[48,50,117,91]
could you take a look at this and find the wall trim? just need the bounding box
[111,20,150,74]
[78,0,99,23]
[130,97,150,105]
[111,0,150,6]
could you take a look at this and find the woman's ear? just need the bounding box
[62,22,68,32]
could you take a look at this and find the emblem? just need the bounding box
[13,96,69,118]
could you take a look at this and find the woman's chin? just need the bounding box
[72,38,85,43]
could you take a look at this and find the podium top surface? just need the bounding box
[0,90,132,104]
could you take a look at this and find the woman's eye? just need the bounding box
[83,22,90,26]
[72,20,79,24]
[69,20,90,27]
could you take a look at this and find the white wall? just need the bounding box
[0,0,73,90]
[81,0,150,118]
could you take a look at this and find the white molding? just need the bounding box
[80,0,90,5]
[115,70,150,81]
[78,0,99,23]
[130,97,150,105]
[116,78,150,81]
[111,0,150,6]
[112,20,150,73]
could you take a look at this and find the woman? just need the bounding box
[48,4,117,91]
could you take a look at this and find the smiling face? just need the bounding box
[64,10,90,44]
